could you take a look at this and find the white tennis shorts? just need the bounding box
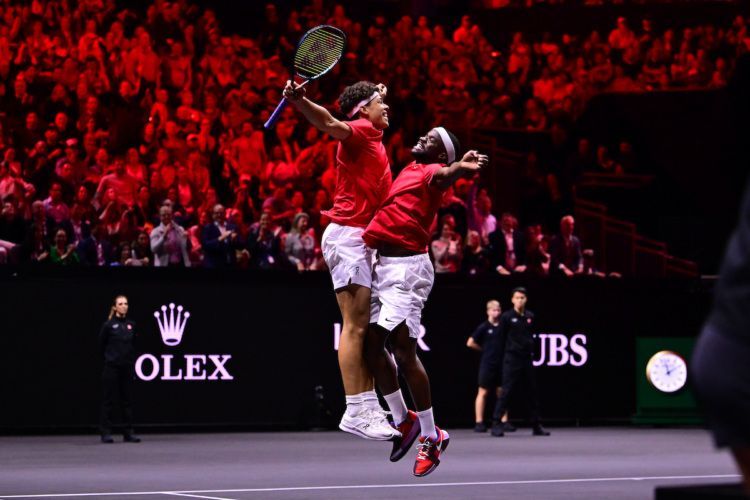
[321,222,374,290]
[370,253,434,339]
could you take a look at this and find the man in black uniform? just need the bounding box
[490,287,550,437]
[466,299,514,433]
[99,295,141,443]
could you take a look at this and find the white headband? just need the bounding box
[435,127,456,164]
[346,91,380,119]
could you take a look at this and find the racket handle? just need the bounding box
[264,98,289,129]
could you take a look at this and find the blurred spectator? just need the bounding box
[595,145,623,175]
[131,231,153,267]
[26,200,55,246]
[524,224,550,276]
[188,210,210,266]
[50,228,78,266]
[230,121,266,184]
[150,205,190,268]
[549,215,583,276]
[608,17,637,52]
[43,182,70,225]
[25,224,50,263]
[202,203,240,268]
[0,199,24,263]
[431,219,463,273]
[0,159,35,209]
[266,145,297,190]
[247,211,286,270]
[77,224,114,267]
[437,189,468,240]
[462,229,491,275]
[488,213,526,275]
[94,157,139,208]
[466,180,497,245]
[285,212,319,271]
[111,243,135,267]
[582,248,605,277]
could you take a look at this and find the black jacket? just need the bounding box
[99,316,137,365]
[487,228,526,270]
[201,222,240,268]
[498,309,536,356]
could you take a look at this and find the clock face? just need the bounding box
[646,350,688,393]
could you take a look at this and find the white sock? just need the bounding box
[417,407,437,440]
[383,389,408,425]
[361,390,381,410]
[345,394,364,417]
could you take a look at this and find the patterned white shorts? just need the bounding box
[370,253,434,339]
[321,223,374,290]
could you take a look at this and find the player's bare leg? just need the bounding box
[335,284,397,440]
[335,284,373,395]
[391,323,449,476]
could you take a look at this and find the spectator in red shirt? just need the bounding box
[95,157,140,208]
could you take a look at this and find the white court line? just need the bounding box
[0,474,740,498]
[163,493,236,500]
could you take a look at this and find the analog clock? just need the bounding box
[645,350,688,393]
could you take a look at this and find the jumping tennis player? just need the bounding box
[362,127,488,476]
[282,79,397,440]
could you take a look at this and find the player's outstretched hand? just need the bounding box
[461,150,489,170]
[283,80,305,102]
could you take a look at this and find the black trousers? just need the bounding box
[100,363,135,435]
[492,352,541,425]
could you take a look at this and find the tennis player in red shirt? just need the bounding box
[282,79,397,440]
[363,127,488,476]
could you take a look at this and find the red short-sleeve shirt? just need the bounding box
[363,161,443,253]
[321,118,392,228]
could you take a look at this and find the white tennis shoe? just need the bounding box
[339,407,401,441]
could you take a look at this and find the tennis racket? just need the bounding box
[264,25,347,129]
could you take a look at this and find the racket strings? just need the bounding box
[294,29,345,79]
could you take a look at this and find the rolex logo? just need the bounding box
[137,302,233,382]
[154,303,190,346]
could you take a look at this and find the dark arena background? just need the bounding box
[1,0,750,498]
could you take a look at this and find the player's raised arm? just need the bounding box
[283,80,352,141]
[431,150,489,190]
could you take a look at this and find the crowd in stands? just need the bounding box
[478,0,736,7]
[0,0,745,274]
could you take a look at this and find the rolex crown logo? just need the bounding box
[154,303,191,346]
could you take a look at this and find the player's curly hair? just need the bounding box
[338,81,379,117]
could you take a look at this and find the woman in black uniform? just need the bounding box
[99,295,141,443]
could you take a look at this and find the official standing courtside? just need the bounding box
[466,299,513,432]
[490,287,550,437]
[99,295,141,443]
